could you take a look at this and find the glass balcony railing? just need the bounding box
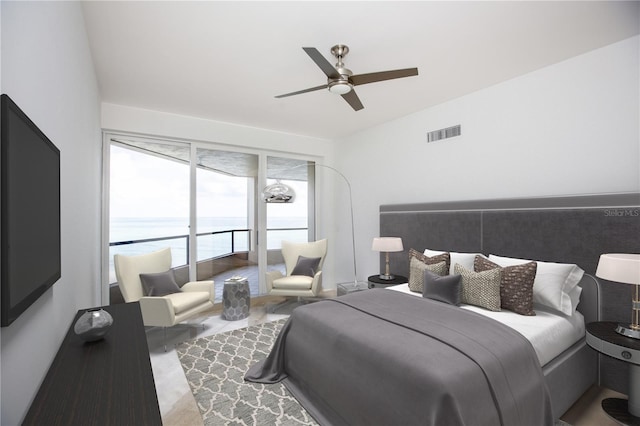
[108,228,307,284]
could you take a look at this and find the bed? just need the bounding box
[247,266,598,425]
[379,193,640,397]
[246,193,639,424]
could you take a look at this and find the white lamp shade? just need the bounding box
[372,237,403,252]
[596,253,640,285]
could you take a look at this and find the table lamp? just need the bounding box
[372,237,404,280]
[596,253,640,339]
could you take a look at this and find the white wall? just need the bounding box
[102,103,334,158]
[335,36,640,281]
[0,2,102,424]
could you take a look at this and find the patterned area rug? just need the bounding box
[176,319,318,425]
[178,319,573,426]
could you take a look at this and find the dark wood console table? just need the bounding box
[23,302,161,425]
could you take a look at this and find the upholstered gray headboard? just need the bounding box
[380,192,640,394]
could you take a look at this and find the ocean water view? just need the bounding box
[108,217,308,283]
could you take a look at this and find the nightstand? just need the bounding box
[586,321,640,425]
[368,275,408,289]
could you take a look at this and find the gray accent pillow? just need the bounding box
[454,264,502,311]
[422,269,462,306]
[291,256,321,277]
[139,270,182,296]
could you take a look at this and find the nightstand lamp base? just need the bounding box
[378,273,395,280]
[617,324,640,340]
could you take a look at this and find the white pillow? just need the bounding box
[488,254,584,316]
[423,249,484,275]
[568,285,583,312]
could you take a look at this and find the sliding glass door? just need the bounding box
[265,156,315,276]
[195,148,258,300]
[105,135,317,303]
[108,140,191,288]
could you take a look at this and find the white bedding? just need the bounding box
[387,284,585,366]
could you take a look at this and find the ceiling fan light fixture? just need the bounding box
[328,80,352,95]
[275,44,418,111]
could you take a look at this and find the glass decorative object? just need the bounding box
[74,308,114,342]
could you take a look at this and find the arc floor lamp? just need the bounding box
[262,163,364,289]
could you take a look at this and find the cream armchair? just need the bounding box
[266,239,328,298]
[114,248,214,347]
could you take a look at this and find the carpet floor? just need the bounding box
[176,318,317,425]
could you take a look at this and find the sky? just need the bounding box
[109,145,308,219]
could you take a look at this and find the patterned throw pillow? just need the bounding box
[407,249,450,293]
[410,248,450,272]
[488,254,583,316]
[454,264,501,311]
[474,256,537,316]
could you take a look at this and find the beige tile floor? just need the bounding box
[562,386,627,426]
[147,300,627,426]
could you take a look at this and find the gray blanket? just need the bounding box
[246,289,553,426]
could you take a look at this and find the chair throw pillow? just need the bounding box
[422,269,462,306]
[454,264,501,311]
[291,256,321,277]
[408,248,449,293]
[139,270,182,297]
[474,256,537,316]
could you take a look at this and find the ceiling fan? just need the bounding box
[275,44,418,111]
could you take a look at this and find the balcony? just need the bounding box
[107,138,315,305]
[108,227,305,303]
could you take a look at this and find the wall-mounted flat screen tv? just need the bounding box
[1,94,61,327]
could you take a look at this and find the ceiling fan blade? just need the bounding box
[275,84,328,98]
[341,90,364,111]
[350,68,418,86]
[303,47,340,79]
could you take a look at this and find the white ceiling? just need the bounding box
[82,1,639,140]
